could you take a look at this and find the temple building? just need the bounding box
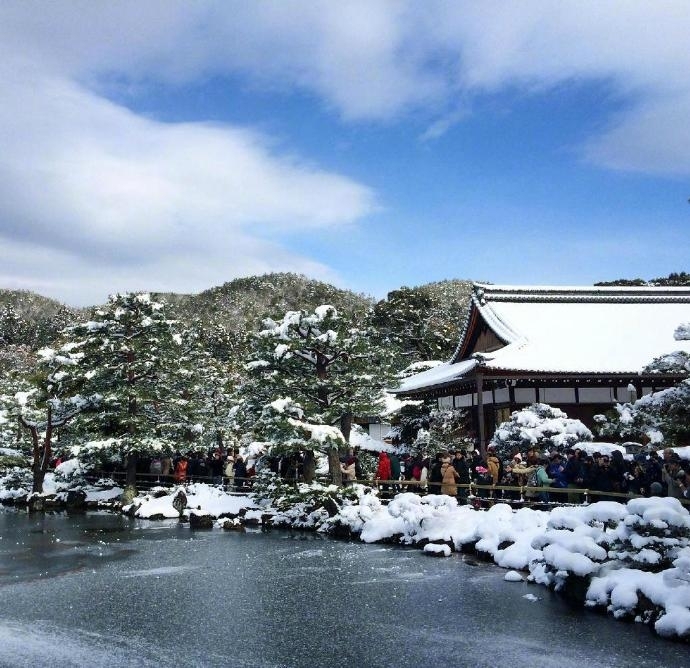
[392,283,690,454]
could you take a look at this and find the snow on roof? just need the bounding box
[474,285,690,373]
[380,392,423,415]
[396,283,690,394]
[393,358,477,393]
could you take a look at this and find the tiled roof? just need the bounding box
[396,283,690,393]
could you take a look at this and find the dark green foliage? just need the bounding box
[68,293,203,457]
[595,271,690,287]
[369,279,473,365]
[0,290,82,348]
[643,351,690,375]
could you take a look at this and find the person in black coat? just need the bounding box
[590,455,618,501]
[428,453,444,495]
[452,450,470,503]
[233,456,248,492]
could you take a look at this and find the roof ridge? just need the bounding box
[472,282,690,303]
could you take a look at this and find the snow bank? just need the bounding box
[330,493,690,640]
[123,483,257,519]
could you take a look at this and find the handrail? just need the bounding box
[83,470,690,507]
[362,478,690,506]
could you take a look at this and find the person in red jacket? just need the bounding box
[173,456,188,484]
[375,451,393,498]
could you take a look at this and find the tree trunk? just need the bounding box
[340,412,353,442]
[303,449,316,483]
[22,416,51,495]
[125,451,139,489]
[328,446,343,486]
[32,465,46,494]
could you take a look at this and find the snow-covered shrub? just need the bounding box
[595,379,690,447]
[52,457,90,488]
[490,403,593,460]
[643,351,690,375]
[0,467,32,499]
[675,322,690,341]
[252,469,360,524]
[607,497,690,571]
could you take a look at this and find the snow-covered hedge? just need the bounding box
[490,403,593,459]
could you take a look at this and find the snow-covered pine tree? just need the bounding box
[0,345,35,452]
[67,293,202,496]
[596,330,690,446]
[595,381,690,447]
[676,322,690,340]
[241,305,392,483]
[253,397,345,463]
[175,322,239,453]
[15,343,98,493]
[426,407,473,455]
[369,282,470,364]
[0,303,26,346]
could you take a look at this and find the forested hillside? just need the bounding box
[0,290,84,348]
[0,273,474,364]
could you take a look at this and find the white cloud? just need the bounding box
[0,3,378,305]
[1,1,690,304]
[4,2,688,163]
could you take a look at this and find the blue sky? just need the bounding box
[0,2,688,305]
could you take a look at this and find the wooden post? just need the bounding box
[477,372,486,458]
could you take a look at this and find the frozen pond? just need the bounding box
[0,508,686,667]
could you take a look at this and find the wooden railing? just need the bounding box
[86,470,690,507]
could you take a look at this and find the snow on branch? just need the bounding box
[675,322,690,341]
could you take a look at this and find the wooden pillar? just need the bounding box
[477,372,486,458]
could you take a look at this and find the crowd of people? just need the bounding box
[61,449,255,491]
[51,441,690,505]
[371,445,690,504]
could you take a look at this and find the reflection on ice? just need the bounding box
[120,565,200,578]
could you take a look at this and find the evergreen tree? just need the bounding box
[595,271,690,287]
[597,336,690,446]
[178,324,238,453]
[15,344,97,492]
[595,381,690,447]
[0,303,26,346]
[68,293,202,495]
[240,305,392,483]
[369,281,471,364]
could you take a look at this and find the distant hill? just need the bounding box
[156,272,374,333]
[0,273,476,364]
[0,290,84,347]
